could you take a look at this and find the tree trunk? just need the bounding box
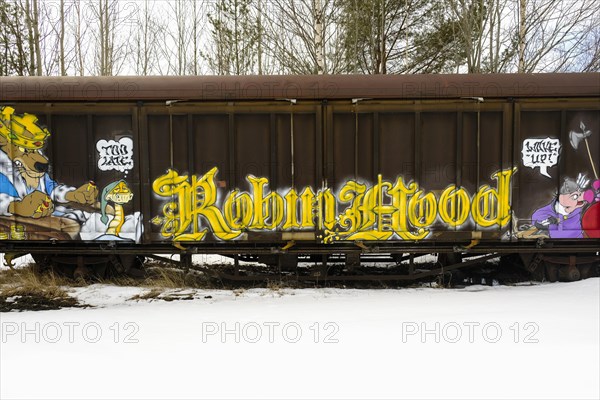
[59,0,66,75]
[314,0,324,74]
[518,0,526,72]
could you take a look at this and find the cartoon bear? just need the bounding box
[0,106,97,218]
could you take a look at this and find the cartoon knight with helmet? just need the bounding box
[531,174,590,238]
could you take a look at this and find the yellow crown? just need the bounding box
[0,106,50,149]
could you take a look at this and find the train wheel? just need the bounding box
[557,264,580,281]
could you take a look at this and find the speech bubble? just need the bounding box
[97,137,134,173]
[521,137,561,178]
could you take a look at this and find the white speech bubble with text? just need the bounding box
[521,137,561,178]
[96,137,134,173]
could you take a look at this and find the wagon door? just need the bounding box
[323,99,513,244]
[141,101,322,244]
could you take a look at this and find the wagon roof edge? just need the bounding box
[1,73,598,102]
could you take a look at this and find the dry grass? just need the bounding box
[144,267,190,288]
[116,267,215,302]
[0,264,70,287]
[129,288,163,301]
[0,265,83,311]
[0,260,356,310]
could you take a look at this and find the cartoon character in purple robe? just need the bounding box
[531,174,589,238]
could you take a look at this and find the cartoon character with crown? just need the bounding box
[0,106,98,218]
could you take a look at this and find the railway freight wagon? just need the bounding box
[1,74,599,282]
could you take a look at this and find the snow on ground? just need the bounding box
[1,276,599,400]
[0,253,240,269]
[0,253,35,269]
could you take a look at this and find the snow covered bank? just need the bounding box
[1,279,598,399]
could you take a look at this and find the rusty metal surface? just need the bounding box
[1,75,599,252]
[1,73,599,102]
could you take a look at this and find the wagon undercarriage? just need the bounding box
[4,239,599,285]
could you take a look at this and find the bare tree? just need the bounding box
[90,0,134,76]
[579,27,600,72]
[517,0,526,72]
[514,0,600,72]
[0,0,32,75]
[96,0,113,75]
[425,0,598,73]
[58,0,66,75]
[256,0,264,74]
[21,0,42,75]
[3,0,599,76]
[168,0,190,75]
[314,0,325,74]
[189,0,203,75]
[158,0,208,75]
[263,0,347,74]
[41,0,71,75]
[133,0,162,75]
[446,0,494,73]
[69,0,90,76]
[485,0,513,72]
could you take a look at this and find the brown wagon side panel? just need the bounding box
[1,74,598,253]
